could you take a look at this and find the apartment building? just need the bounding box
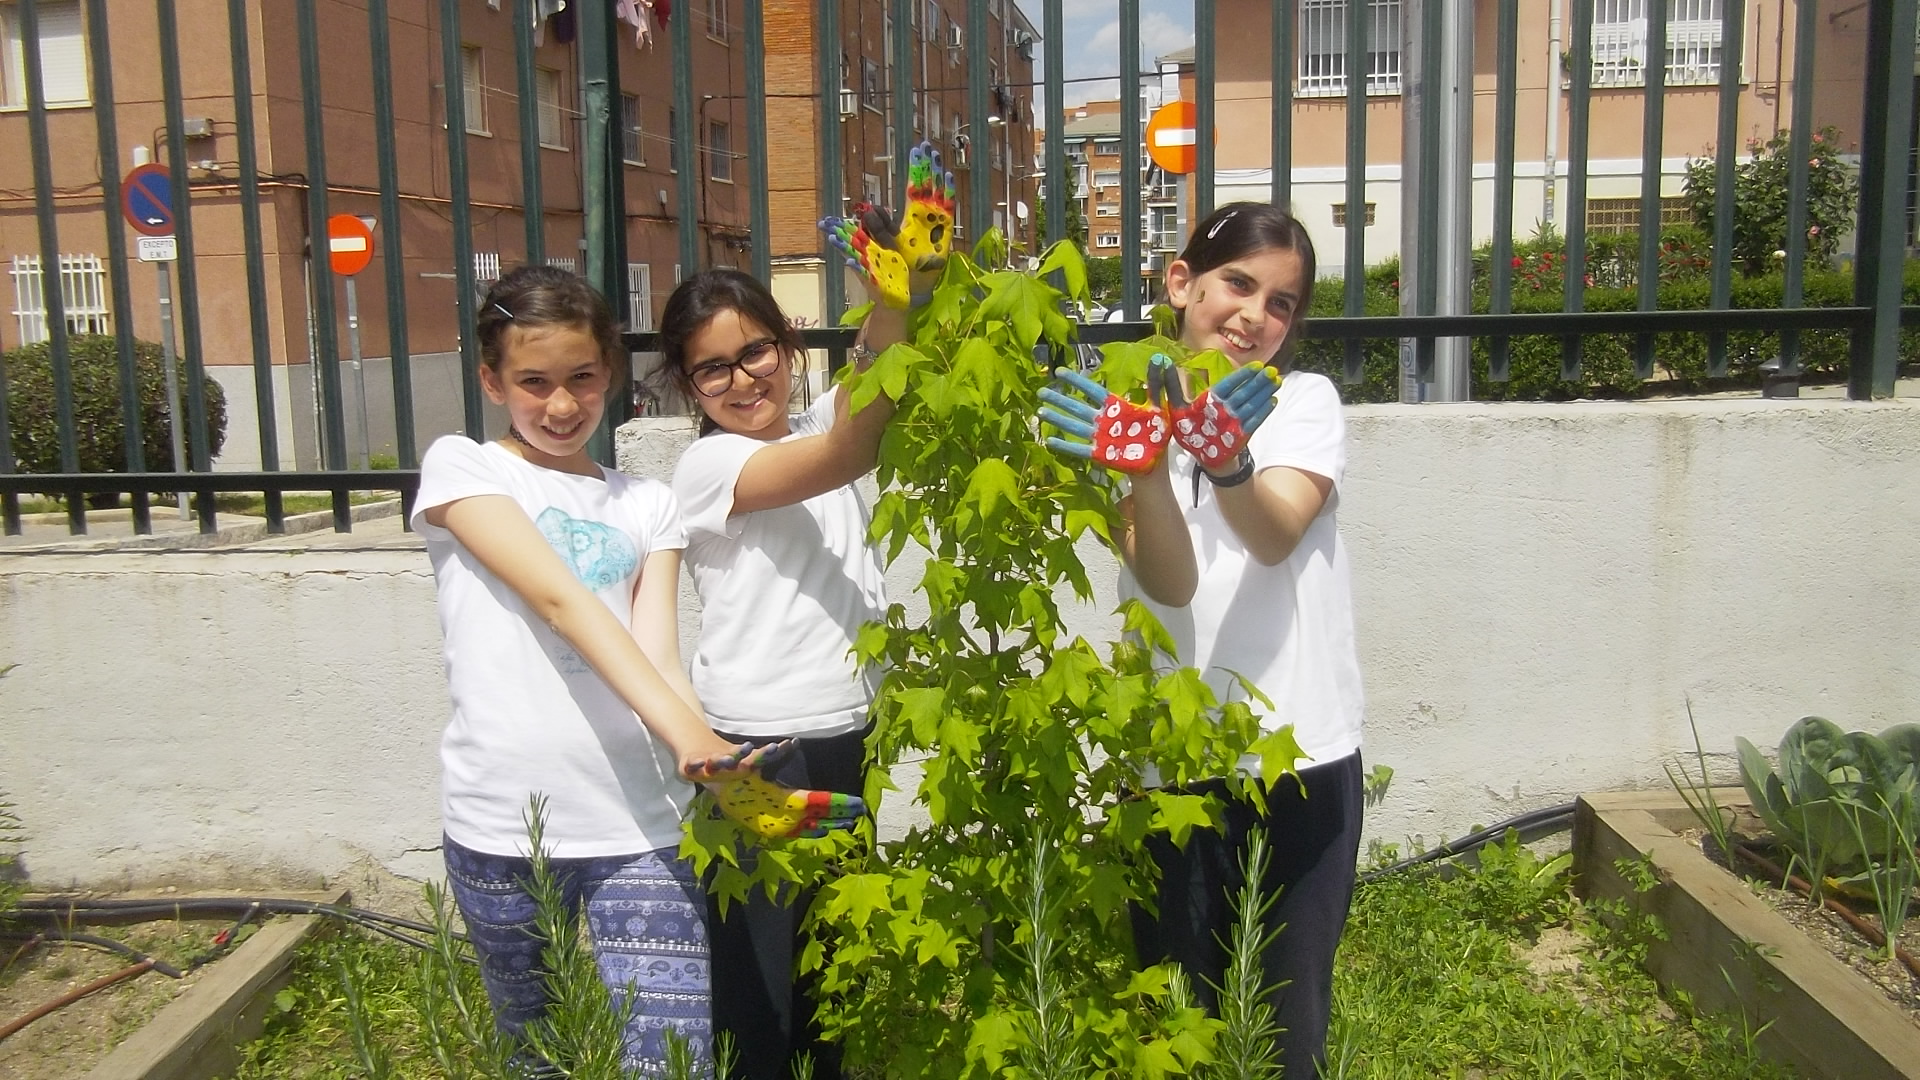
[762,0,1038,320]
[0,0,751,469]
[1178,0,1874,277]
[1059,88,1183,292]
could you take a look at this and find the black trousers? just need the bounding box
[708,724,868,1080]
[1131,753,1364,1080]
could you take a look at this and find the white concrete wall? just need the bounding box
[5,397,1918,889]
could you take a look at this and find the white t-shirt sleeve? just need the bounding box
[673,436,767,540]
[412,436,508,541]
[630,475,690,554]
[1252,373,1346,490]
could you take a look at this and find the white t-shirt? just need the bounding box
[1121,370,1365,775]
[673,386,887,738]
[412,435,694,858]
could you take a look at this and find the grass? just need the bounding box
[231,834,1798,1079]
[1326,834,1794,1079]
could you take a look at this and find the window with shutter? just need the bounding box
[1,1,90,109]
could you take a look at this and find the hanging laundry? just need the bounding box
[654,0,672,30]
[616,0,654,48]
[529,0,567,47]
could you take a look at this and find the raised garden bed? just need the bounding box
[0,890,340,1080]
[1576,788,1920,1080]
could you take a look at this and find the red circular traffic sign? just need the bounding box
[326,214,375,276]
[121,163,174,237]
[1146,101,1214,176]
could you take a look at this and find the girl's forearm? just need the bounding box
[546,593,730,758]
[1120,465,1199,607]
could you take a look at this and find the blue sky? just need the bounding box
[1027,0,1196,110]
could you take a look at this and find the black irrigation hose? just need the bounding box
[0,928,184,978]
[9,897,449,955]
[1358,802,1579,884]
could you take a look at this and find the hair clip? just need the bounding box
[491,302,514,320]
[1206,211,1239,240]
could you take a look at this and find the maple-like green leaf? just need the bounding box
[893,686,946,745]
[1250,726,1308,792]
[1120,598,1179,658]
[966,1008,1022,1073]
[823,873,893,929]
[1038,238,1090,306]
[957,457,1021,529]
[1148,790,1219,848]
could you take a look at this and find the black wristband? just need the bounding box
[1205,452,1256,488]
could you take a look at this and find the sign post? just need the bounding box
[327,214,376,470]
[1146,101,1211,254]
[122,163,187,519]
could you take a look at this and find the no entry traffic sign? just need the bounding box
[121,163,174,236]
[1145,101,1213,176]
[327,214,375,276]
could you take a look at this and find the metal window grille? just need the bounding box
[544,256,576,272]
[621,93,643,164]
[1332,201,1377,227]
[460,45,487,134]
[1298,0,1403,98]
[1592,0,1725,88]
[626,263,652,331]
[1585,195,1692,235]
[536,67,565,148]
[10,254,110,344]
[705,0,727,39]
[474,251,500,282]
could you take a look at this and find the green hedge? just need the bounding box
[2,333,227,475]
[1291,252,1920,404]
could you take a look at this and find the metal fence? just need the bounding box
[1,0,1916,540]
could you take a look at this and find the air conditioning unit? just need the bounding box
[1009,28,1035,61]
[952,144,970,168]
[839,88,858,119]
[949,23,964,49]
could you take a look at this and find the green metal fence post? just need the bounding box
[1195,0,1215,220]
[157,0,216,524]
[1341,0,1369,383]
[515,0,546,264]
[87,0,150,532]
[1706,0,1746,378]
[1851,0,1918,399]
[368,0,415,472]
[1562,0,1594,382]
[1633,0,1668,380]
[437,0,483,437]
[1121,0,1142,315]
[672,0,700,276]
[818,0,844,323]
[1489,0,1518,383]
[1777,0,1819,385]
[22,0,82,532]
[1270,1,1292,211]
[1044,0,1065,250]
[746,0,771,283]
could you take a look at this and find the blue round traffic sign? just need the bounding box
[121,163,174,237]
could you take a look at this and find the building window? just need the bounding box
[1094,138,1120,157]
[536,67,566,148]
[9,253,108,344]
[1297,0,1403,98]
[626,263,653,331]
[924,0,939,40]
[460,45,487,134]
[1584,194,1692,235]
[708,120,732,182]
[862,58,882,111]
[621,93,643,164]
[704,0,728,40]
[1096,204,1119,217]
[669,106,679,173]
[0,0,88,108]
[1095,233,1121,249]
[545,255,576,273]
[1091,170,1120,188]
[473,251,501,283]
[1332,201,1377,227]
[1149,206,1178,249]
[1592,0,1726,88]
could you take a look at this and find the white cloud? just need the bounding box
[1036,2,1195,115]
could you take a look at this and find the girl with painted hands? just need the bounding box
[1041,202,1365,1079]
[659,142,954,1080]
[412,265,856,1076]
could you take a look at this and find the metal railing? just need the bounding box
[1,0,1915,542]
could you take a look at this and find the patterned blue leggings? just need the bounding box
[443,835,712,1076]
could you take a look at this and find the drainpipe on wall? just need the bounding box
[1545,0,1563,226]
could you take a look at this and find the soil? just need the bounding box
[0,911,263,1080]
[1677,815,1920,1027]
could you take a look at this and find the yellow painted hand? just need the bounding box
[706,772,867,840]
[819,141,957,309]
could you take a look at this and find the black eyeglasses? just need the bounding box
[688,339,783,398]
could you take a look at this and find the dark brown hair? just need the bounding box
[657,268,805,436]
[1173,201,1318,370]
[475,264,626,384]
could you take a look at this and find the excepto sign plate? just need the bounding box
[136,235,178,263]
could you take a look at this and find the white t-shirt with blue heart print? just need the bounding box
[414,435,692,858]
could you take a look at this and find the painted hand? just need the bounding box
[706,772,868,840]
[1037,356,1173,475]
[1161,362,1281,473]
[819,142,957,309]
